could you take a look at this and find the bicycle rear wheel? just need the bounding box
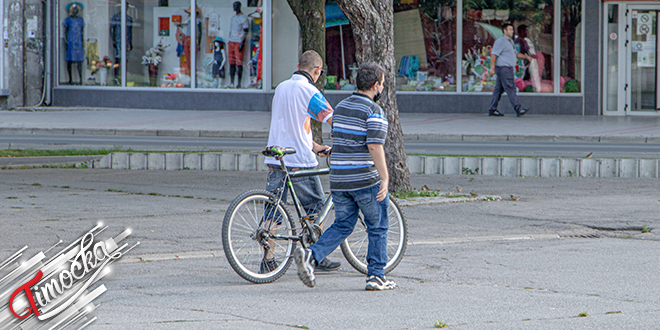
[340,195,407,275]
[222,189,296,283]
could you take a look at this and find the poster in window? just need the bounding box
[159,17,170,36]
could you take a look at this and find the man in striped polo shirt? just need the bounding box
[294,62,395,291]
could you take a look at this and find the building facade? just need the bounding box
[0,0,652,116]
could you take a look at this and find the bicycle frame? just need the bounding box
[264,155,334,245]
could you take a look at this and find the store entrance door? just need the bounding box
[626,6,660,115]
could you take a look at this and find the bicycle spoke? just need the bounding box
[351,235,368,259]
[236,210,255,232]
[232,219,256,232]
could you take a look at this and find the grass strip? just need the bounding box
[0,147,237,157]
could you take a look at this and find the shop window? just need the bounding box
[195,0,263,89]
[59,0,116,86]
[561,0,581,93]
[462,0,554,93]
[324,1,457,92]
[393,1,457,92]
[123,0,202,88]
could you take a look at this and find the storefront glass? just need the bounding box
[324,1,457,92]
[127,0,191,88]
[561,0,581,93]
[462,0,554,93]
[59,0,264,89]
[194,0,263,89]
[59,0,116,86]
[393,1,457,92]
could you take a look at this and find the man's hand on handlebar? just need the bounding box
[313,145,332,157]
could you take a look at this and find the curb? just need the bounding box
[92,152,660,178]
[0,127,658,143]
[395,195,502,207]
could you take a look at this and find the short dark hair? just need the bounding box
[298,50,323,71]
[501,22,513,32]
[356,62,386,91]
[517,24,527,34]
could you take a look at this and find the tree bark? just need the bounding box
[286,0,326,144]
[335,0,412,192]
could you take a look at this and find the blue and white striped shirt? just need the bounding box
[330,94,388,191]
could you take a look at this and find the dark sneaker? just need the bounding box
[516,108,530,117]
[259,259,279,274]
[489,110,504,117]
[365,275,396,291]
[315,258,340,272]
[294,247,316,287]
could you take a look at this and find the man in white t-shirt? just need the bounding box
[263,50,339,273]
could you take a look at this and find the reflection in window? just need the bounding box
[462,0,554,93]
[561,0,581,93]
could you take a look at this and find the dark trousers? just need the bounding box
[489,66,521,113]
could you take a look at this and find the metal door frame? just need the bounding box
[602,3,626,116]
[625,4,660,116]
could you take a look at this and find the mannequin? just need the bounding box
[62,2,85,85]
[228,1,249,88]
[110,6,133,83]
[175,5,202,77]
[211,37,227,88]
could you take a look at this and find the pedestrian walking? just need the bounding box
[488,23,534,117]
[294,62,395,291]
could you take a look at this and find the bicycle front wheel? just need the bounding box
[222,189,296,283]
[340,195,408,275]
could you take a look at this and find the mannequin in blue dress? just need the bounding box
[62,3,85,85]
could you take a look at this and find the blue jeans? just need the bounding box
[309,183,389,277]
[489,66,522,113]
[266,165,325,215]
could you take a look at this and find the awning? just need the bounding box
[326,3,348,27]
[477,22,503,39]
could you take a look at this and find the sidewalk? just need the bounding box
[0,108,660,142]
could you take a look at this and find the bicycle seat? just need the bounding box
[262,146,296,157]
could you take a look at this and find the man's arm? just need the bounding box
[368,144,388,201]
[516,53,533,61]
[489,54,497,76]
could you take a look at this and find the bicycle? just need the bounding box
[222,145,408,284]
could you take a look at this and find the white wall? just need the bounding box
[271,0,298,88]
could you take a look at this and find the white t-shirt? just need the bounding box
[229,13,249,43]
[265,74,334,168]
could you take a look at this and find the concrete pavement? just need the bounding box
[1,108,660,143]
[1,170,659,329]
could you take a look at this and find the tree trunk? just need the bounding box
[286,0,326,144]
[335,0,412,192]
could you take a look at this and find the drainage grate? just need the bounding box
[560,234,601,239]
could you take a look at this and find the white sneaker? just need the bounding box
[365,275,396,291]
[294,247,316,288]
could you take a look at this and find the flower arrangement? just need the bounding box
[142,40,170,66]
[90,56,117,74]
